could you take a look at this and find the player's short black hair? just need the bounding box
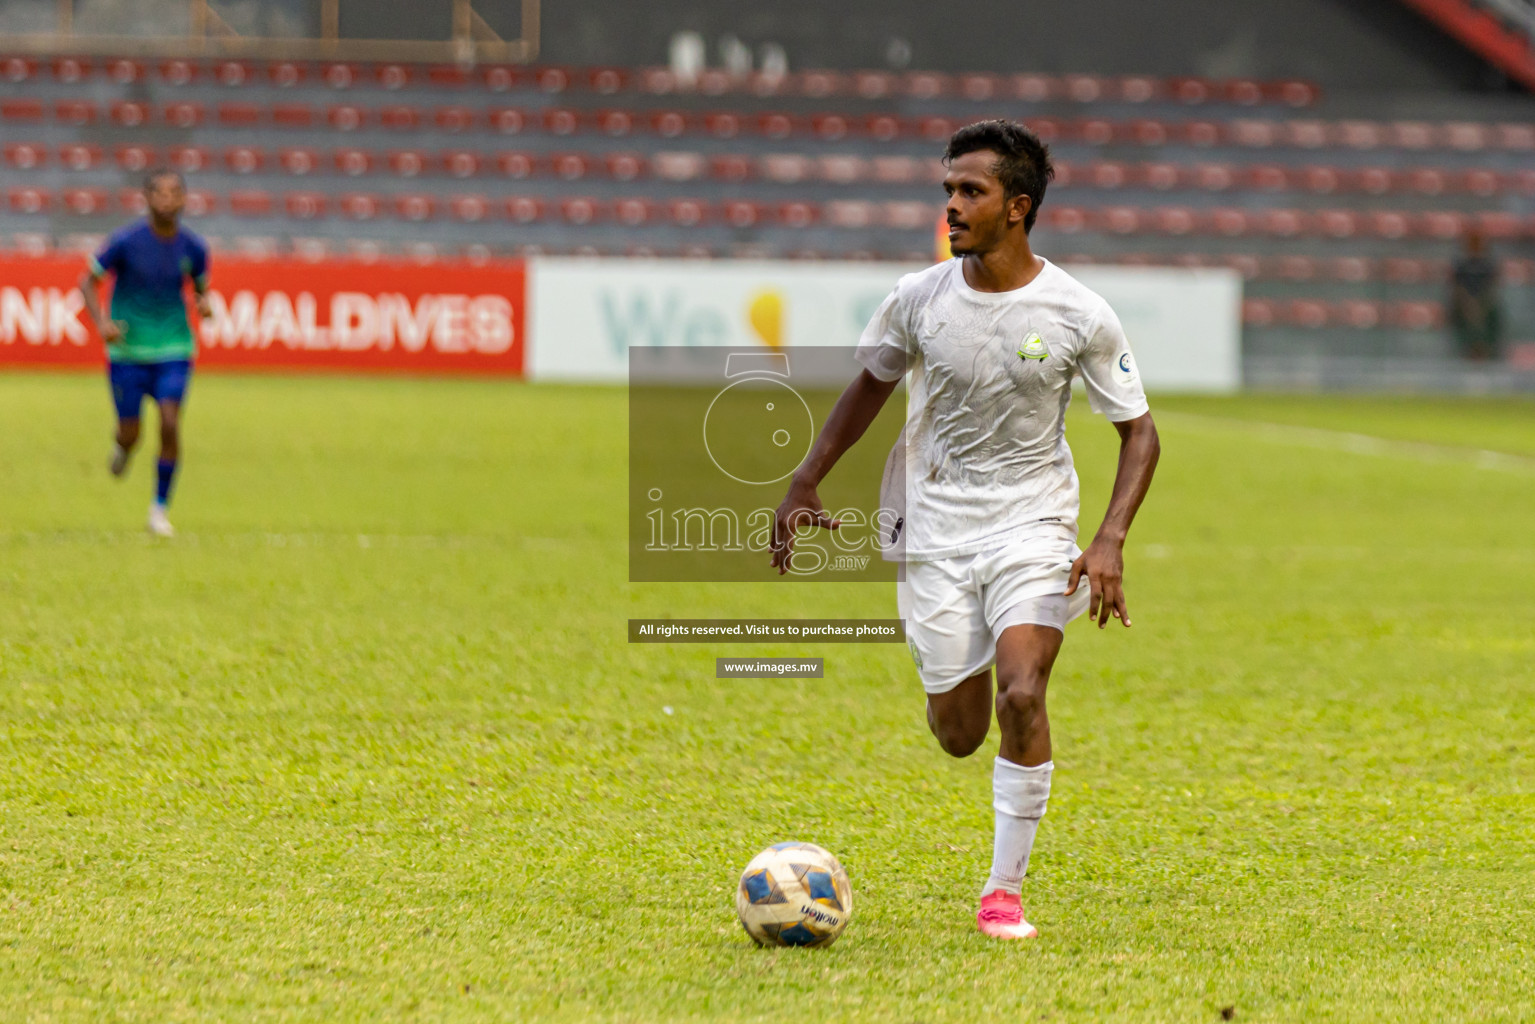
[943,120,1054,233]
[143,168,185,191]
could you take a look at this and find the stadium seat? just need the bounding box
[109,101,150,127]
[596,109,636,136]
[723,200,765,228]
[653,151,705,181]
[707,155,750,182]
[1209,208,1253,236]
[269,62,304,87]
[495,151,537,178]
[1388,121,1435,149]
[159,59,197,85]
[1284,299,1330,328]
[7,187,50,214]
[1316,209,1360,238]
[1284,120,1329,148]
[59,144,103,171]
[1461,169,1502,196]
[1223,78,1264,105]
[536,66,572,93]
[756,112,798,140]
[1153,207,1199,235]
[11,232,52,255]
[1,98,44,121]
[62,188,110,215]
[870,156,921,184]
[386,150,429,177]
[1275,254,1320,279]
[587,67,630,94]
[885,201,935,230]
[778,201,818,228]
[505,196,546,223]
[813,114,853,141]
[1419,210,1466,239]
[1405,168,1450,195]
[107,59,144,84]
[1011,73,1057,101]
[379,105,422,131]
[376,64,412,90]
[284,192,328,219]
[442,150,484,178]
[184,191,216,215]
[865,115,902,142]
[818,155,865,184]
[1381,257,1439,283]
[3,142,46,169]
[165,146,210,172]
[52,57,89,83]
[334,149,375,176]
[278,148,321,175]
[543,108,582,135]
[229,190,274,217]
[826,200,878,229]
[1225,119,1281,148]
[1336,299,1384,329]
[163,101,205,128]
[1391,301,1443,329]
[1330,256,1374,282]
[215,61,252,86]
[322,63,359,89]
[612,197,655,226]
[394,194,437,221]
[482,65,526,92]
[1042,206,1089,234]
[1495,123,1535,150]
[546,152,588,180]
[272,104,314,128]
[219,102,263,127]
[705,112,743,138]
[1442,122,1488,151]
[959,73,1000,101]
[1366,211,1412,239]
[667,199,708,226]
[1299,166,1344,193]
[55,100,96,125]
[1354,167,1395,195]
[559,197,601,224]
[327,105,367,131]
[448,195,493,222]
[1241,298,1279,326]
[1192,163,1237,191]
[224,147,265,174]
[3,57,37,82]
[1334,120,1385,149]
[1474,210,1523,239]
[760,153,811,183]
[339,194,382,220]
[1140,162,1183,191]
[435,106,476,133]
[1246,164,1291,191]
[488,108,528,134]
[1511,170,1535,195]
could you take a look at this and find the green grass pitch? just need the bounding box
[1,372,1533,1022]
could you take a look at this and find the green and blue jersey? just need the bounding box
[89,222,209,364]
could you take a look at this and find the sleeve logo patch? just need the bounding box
[1016,332,1050,361]
[1117,351,1138,382]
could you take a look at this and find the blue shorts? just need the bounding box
[108,360,192,421]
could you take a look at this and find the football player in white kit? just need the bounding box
[771,120,1160,939]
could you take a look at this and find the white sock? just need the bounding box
[981,757,1053,897]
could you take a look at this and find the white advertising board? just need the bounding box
[528,258,1241,392]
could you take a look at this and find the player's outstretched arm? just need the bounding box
[770,368,900,574]
[78,270,121,345]
[1065,412,1160,628]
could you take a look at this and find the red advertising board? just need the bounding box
[0,255,526,375]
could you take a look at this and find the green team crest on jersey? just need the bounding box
[1017,331,1050,361]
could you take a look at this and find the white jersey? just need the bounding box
[856,257,1149,560]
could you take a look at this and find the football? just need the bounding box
[735,842,853,947]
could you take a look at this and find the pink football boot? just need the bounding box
[977,890,1038,939]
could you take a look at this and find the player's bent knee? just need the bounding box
[994,676,1046,726]
[933,721,988,758]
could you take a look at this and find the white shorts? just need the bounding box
[897,529,1091,694]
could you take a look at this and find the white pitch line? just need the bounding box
[1154,410,1535,476]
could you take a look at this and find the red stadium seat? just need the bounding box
[587,67,629,94]
[1010,73,1057,101]
[722,200,765,228]
[8,187,51,214]
[215,61,252,86]
[224,146,265,174]
[229,191,274,217]
[1224,119,1281,148]
[394,194,437,221]
[488,108,527,134]
[339,194,382,220]
[268,62,304,87]
[3,142,47,169]
[1262,209,1309,236]
[1063,74,1108,103]
[1461,169,1502,196]
[707,154,750,182]
[55,100,96,125]
[1316,210,1359,238]
[1192,163,1237,191]
[162,102,205,128]
[1084,161,1128,189]
[1382,257,1439,283]
[1334,120,1385,149]
[159,59,197,85]
[327,105,367,131]
[667,199,708,226]
[1119,76,1161,102]
[1420,210,1466,239]
[1153,207,1199,235]
[543,108,583,135]
[166,146,211,173]
[864,115,902,142]
[550,152,591,180]
[1284,299,1330,329]
[379,105,422,131]
[505,196,546,223]
[495,151,537,178]
[756,112,798,140]
[1275,255,1320,280]
[482,66,526,92]
[1179,121,1221,147]
[59,144,103,171]
[885,201,935,230]
[596,109,636,136]
[1242,298,1279,327]
[1299,166,1344,194]
[1354,167,1395,195]
[652,110,695,137]
[1511,170,1535,195]
[1336,300,1383,329]
[1100,206,1145,234]
[778,201,818,228]
[1473,210,1522,239]
[333,149,374,176]
[813,114,853,141]
[1209,208,1253,236]
[278,148,321,175]
[905,70,952,99]
[612,197,655,226]
[1140,162,1182,191]
[559,197,601,224]
[322,63,359,89]
[442,150,484,178]
[1442,122,1488,151]
[1246,164,1291,191]
[184,191,216,215]
[448,195,492,222]
[536,67,572,93]
[376,64,412,90]
[705,112,743,139]
[1125,119,1169,146]
[52,57,90,83]
[1,99,45,121]
[435,106,476,133]
[284,192,328,219]
[3,57,37,82]
[959,73,1000,101]
[1041,207,1089,234]
[1169,77,1214,104]
[107,59,144,84]
[1405,168,1450,195]
[871,156,921,184]
[387,150,430,177]
[1495,123,1535,150]
[1366,211,1412,239]
[219,102,262,127]
[110,101,150,128]
[62,188,110,215]
[653,151,706,181]
[827,200,878,229]
[1272,80,1320,106]
[1223,78,1264,105]
[271,104,313,128]
[1391,301,1443,330]
[117,188,147,215]
[1330,257,1374,282]
[854,70,897,99]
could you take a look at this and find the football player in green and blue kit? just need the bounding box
[79,170,211,537]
